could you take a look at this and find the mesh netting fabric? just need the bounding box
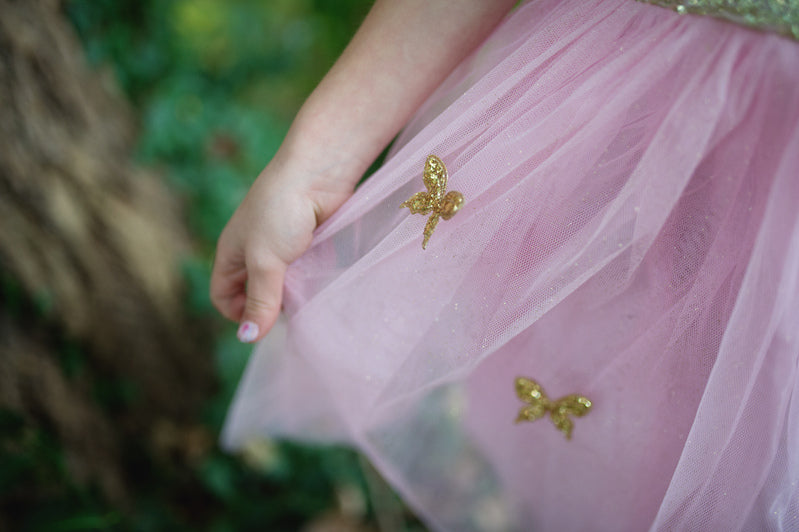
[223,0,799,529]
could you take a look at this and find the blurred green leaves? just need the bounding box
[0,409,120,532]
[53,1,397,531]
[67,0,371,244]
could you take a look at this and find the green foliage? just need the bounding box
[36,0,414,531]
[66,0,372,244]
[1,403,377,531]
[0,409,120,532]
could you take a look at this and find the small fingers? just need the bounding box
[210,247,248,323]
[235,253,287,343]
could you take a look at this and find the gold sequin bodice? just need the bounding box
[637,0,799,40]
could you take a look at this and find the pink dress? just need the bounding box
[223,0,799,530]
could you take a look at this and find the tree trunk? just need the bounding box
[0,0,214,509]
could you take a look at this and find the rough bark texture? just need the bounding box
[0,0,215,509]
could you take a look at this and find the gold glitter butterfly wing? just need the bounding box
[550,395,593,440]
[421,214,441,250]
[400,191,434,215]
[440,190,464,220]
[515,377,544,401]
[423,154,448,200]
[515,377,549,423]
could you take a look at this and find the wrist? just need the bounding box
[281,101,385,183]
[266,125,368,226]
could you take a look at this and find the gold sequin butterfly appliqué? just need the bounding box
[400,155,464,249]
[515,377,593,440]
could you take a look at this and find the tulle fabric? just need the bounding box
[222,0,799,530]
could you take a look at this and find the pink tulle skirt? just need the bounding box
[223,0,799,529]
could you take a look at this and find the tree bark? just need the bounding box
[0,0,214,507]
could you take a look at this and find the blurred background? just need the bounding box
[0,0,419,530]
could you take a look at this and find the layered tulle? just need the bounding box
[223,0,799,530]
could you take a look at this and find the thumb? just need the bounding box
[236,254,287,343]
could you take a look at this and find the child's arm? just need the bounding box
[211,0,517,343]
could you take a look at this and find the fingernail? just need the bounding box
[237,321,259,343]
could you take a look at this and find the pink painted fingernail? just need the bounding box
[237,321,259,343]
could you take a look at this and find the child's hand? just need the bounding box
[210,154,352,343]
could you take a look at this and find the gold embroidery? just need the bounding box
[636,0,799,40]
[400,155,464,249]
[514,377,593,440]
